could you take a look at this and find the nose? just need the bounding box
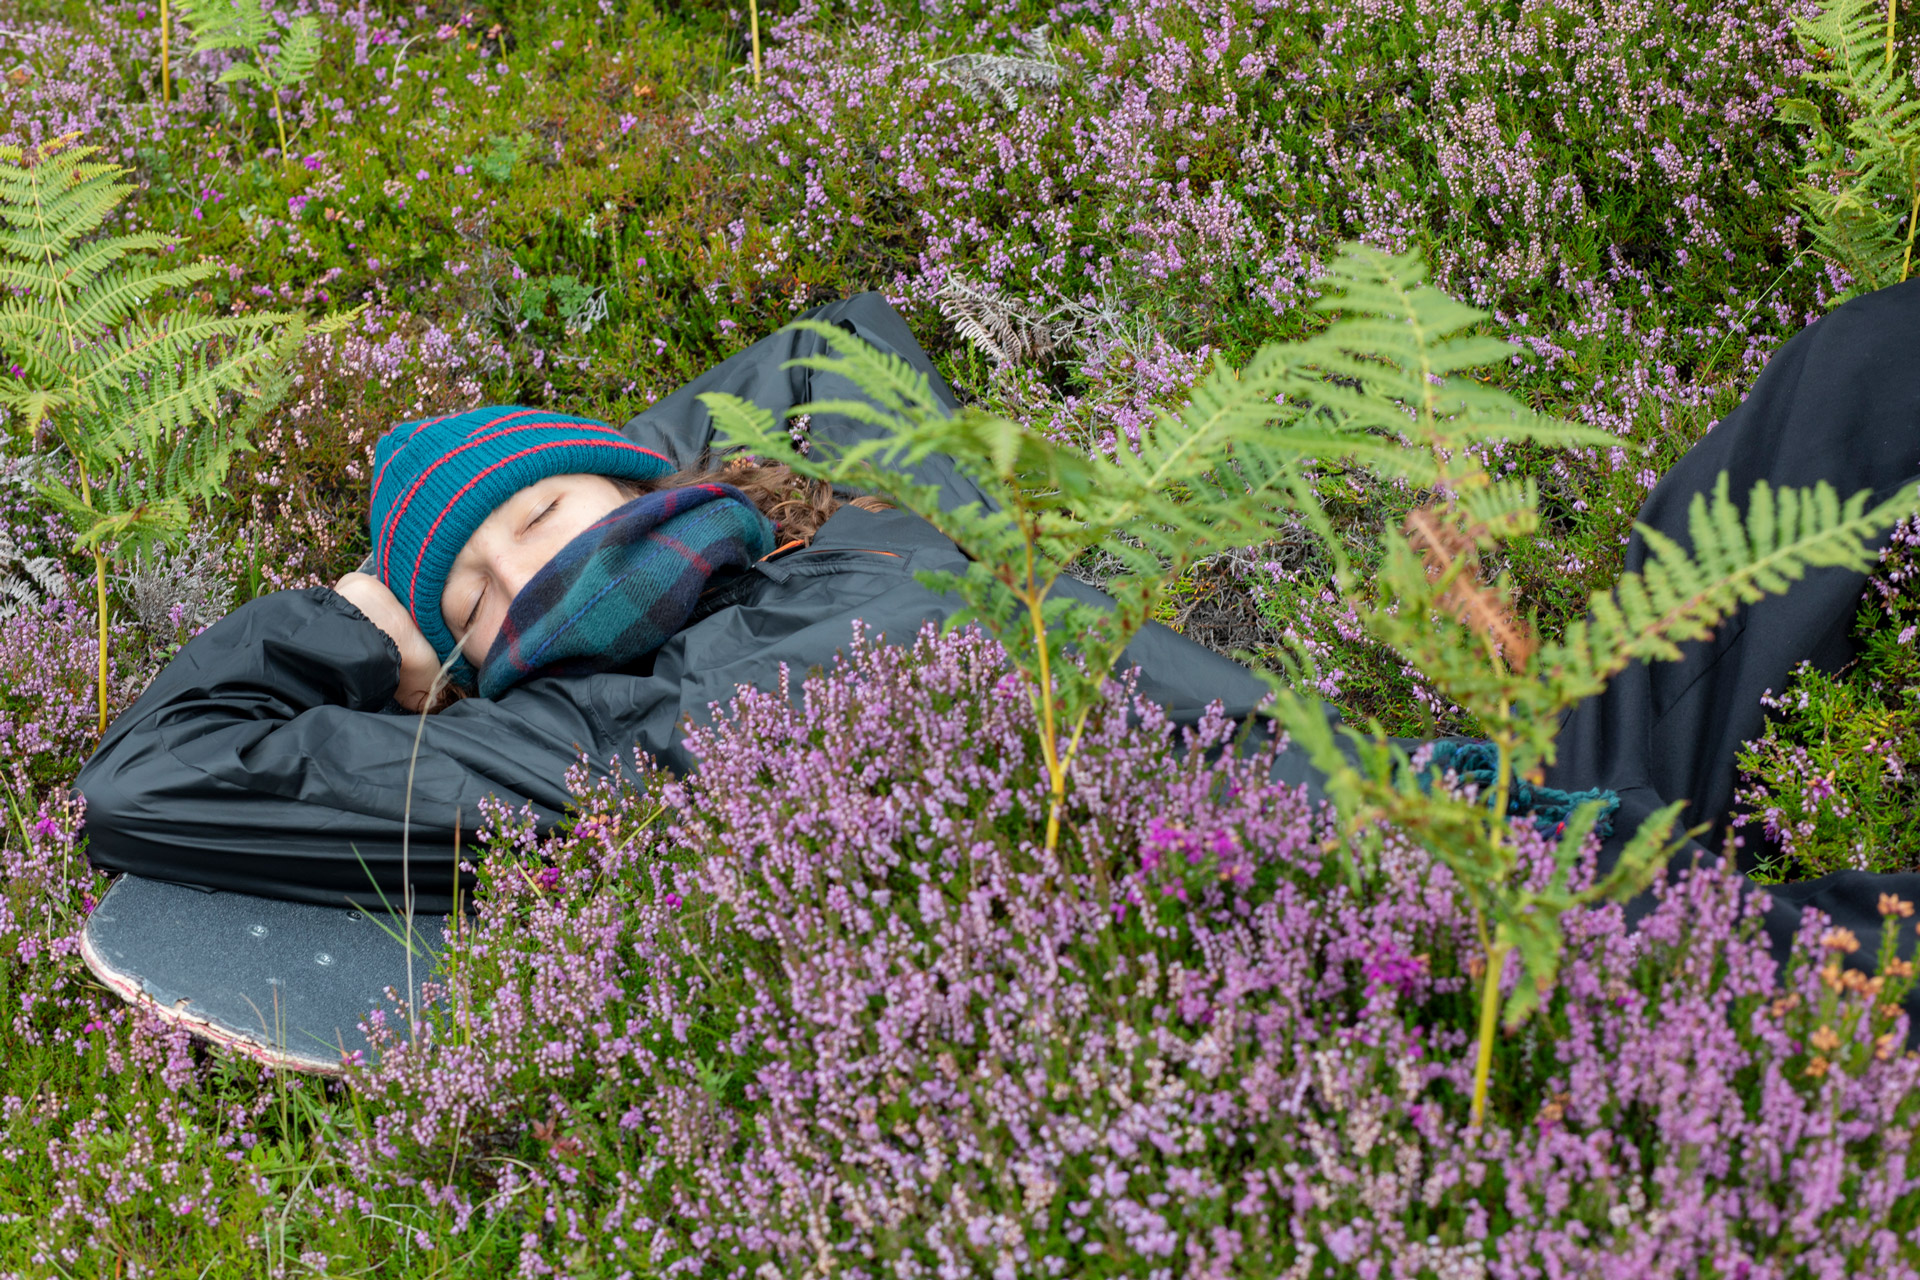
[486,542,536,610]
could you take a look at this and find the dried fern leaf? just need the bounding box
[936,275,1064,367]
[1405,504,1536,670]
[928,32,1066,110]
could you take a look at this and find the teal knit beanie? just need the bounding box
[368,406,676,681]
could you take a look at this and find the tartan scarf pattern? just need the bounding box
[476,483,774,698]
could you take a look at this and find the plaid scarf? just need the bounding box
[477,483,774,698]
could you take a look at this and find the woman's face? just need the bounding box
[441,473,630,665]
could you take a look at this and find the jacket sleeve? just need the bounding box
[75,587,633,914]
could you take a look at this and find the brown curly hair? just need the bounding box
[614,456,888,546]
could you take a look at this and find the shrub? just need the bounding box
[326,625,1920,1277]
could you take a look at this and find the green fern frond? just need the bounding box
[1292,243,1617,472]
[0,232,180,305]
[1458,478,1541,540]
[0,266,224,371]
[179,0,326,159]
[64,264,223,335]
[0,133,331,715]
[1539,474,1914,704]
[781,319,945,417]
[273,16,324,88]
[1114,346,1295,489]
[0,384,56,432]
[89,314,302,447]
[696,388,784,456]
[1802,185,1908,287]
[1796,0,1920,128]
[181,0,276,55]
[1782,0,1920,292]
[0,143,132,266]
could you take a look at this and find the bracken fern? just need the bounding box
[1778,0,1920,290]
[1263,246,1916,1124]
[701,243,1611,857]
[0,134,344,731]
[0,525,64,619]
[935,274,1067,370]
[928,30,1066,111]
[712,240,1916,1130]
[179,0,324,160]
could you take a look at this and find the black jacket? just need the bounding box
[1544,276,1920,971]
[76,295,1312,914]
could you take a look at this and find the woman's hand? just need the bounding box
[332,572,445,713]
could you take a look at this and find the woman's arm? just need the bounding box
[75,587,628,914]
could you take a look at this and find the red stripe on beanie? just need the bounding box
[362,408,491,502]
[379,412,559,575]
[405,437,667,604]
[377,412,628,576]
[376,419,665,579]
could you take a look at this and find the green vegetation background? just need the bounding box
[0,0,1915,1272]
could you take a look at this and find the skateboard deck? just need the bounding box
[79,873,450,1075]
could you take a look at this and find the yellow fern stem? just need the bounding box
[1470,937,1512,1128]
[1030,591,1066,854]
[1903,182,1920,283]
[160,0,171,104]
[1889,0,1900,73]
[93,551,110,736]
[749,0,763,87]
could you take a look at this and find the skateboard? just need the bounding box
[79,873,450,1075]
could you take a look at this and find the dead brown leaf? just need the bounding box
[1404,503,1535,670]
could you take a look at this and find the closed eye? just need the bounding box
[462,585,483,634]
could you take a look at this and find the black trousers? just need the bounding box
[1543,277,1920,984]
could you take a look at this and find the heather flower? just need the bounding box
[318,627,1920,1277]
[0,0,1917,1270]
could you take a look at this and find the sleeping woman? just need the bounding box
[73,286,1920,995]
[74,293,1296,916]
